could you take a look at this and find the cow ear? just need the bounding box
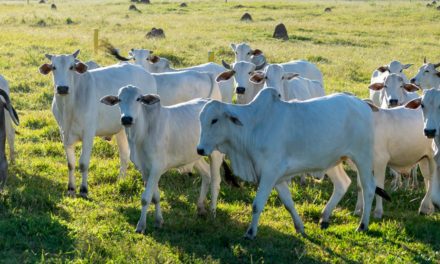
[225,112,243,126]
[249,72,265,84]
[377,66,389,73]
[149,55,160,64]
[402,64,413,69]
[138,94,160,105]
[252,49,263,56]
[403,83,419,92]
[216,71,235,82]
[74,62,88,74]
[230,43,236,51]
[404,98,422,109]
[72,49,80,58]
[100,95,120,106]
[39,63,52,75]
[363,99,380,112]
[222,60,231,70]
[369,83,384,91]
[284,72,300,80]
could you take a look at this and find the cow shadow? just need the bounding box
[0,165,75,262]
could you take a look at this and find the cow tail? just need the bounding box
[375,186,391,202]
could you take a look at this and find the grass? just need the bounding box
[1,0,440,263]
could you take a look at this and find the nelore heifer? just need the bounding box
[101,86,223,233]
[39,50,157,197]
[197,88,389,239]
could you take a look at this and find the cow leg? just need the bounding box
[275,181,304,235]
[136,167,162,233]
[320,164,351,228]
[208,151,223,217]
[194,160,210,216]
[5,115,15,163]
[430,166,440,207]
[373,161,387,219]
[78,134,94,198]
[65,144,76,197]
[353,159,375,232]
[152,185,163,228]
[419,158,434,215]
[244,174,277,240]
[354,175,363,216]
[115,129,130,179]
[390,169,402,192]
[411,165,419,189]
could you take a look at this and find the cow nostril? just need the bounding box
[121,116,133,125]
[236,87,246,94]
[424,129,436,138]
[197,148,205,156]
[56,86,69,95]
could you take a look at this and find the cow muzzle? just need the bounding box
[388,99,398,108]
[424,129,436,139]
[121,116,133,126]
[56,86,69,95]
[236,87,246,94]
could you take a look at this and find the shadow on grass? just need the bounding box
[0,166,75,262]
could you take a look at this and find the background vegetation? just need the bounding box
[0,0,439,263]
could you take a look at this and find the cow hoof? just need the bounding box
[373,210,383,219]
[243,227,256,240]
[419,204,434,215]
[67,187,76,197]
[320,221,330,229]
[356,223,368,232]
[154,219,164,229]
[135,221,146,234]
[294,224,305,235]
[197,206,208,217]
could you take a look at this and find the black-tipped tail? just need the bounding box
[101,40,131,61]
[375,187,391,202]
[222,160,240,188]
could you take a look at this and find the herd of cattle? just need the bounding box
[0,42,440,239]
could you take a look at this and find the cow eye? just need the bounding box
[248,72,252,75]
[425,70,429,73]
[235,52,238,54]
[247,52,251,55]
[69,66,74,70]
[265,76,268,80]
[146,58,149,60]
[211,119,218,125]
[421,104,424,109]
[52,66,56,70]
[400,70,403,73]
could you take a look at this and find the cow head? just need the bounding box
[218,61,266,104]
[410,59,440,90]
[230,43,263,63]
[376,60,412,74]
[369,73,419,108]
[197,100,242,156]
[39,50,88,96]
[405,89,440,139]
[250,64,298,98]
[100,85,160,127]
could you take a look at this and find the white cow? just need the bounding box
[152,70,222,105]
[369,73,419,109]
[370,60,412,106]
[39,50,157,197]
[197,88,388,239]
[410,60,440,90]
[249,64,325,100]
[0,75,17,163]
[220,59,323,104]
[106,45,234,103]
[100,86,223,233]
[228,43,324,84]
[357,102,435,218]
[404,90,440,208]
